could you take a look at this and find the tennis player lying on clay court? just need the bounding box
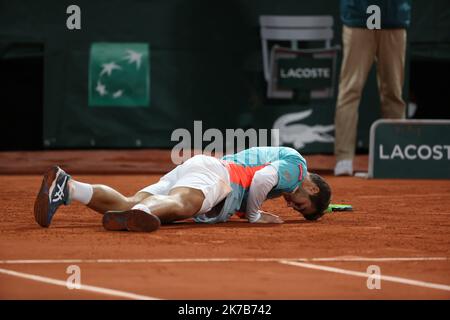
[34,146,332,232]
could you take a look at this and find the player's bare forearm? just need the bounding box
[252,211,284,224]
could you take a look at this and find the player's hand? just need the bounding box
[255,211,284,224]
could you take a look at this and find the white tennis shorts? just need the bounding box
[139,155,232,214]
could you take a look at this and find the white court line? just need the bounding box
[279,260,450,292]
[0,256,447,264]
[0,267,159,300]
[309,257,449,262]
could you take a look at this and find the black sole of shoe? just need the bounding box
[33,166,59,228]
[102,210,161,233]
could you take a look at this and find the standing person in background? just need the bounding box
[334,0,411,176]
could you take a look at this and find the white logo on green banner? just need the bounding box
[88,43,150,107]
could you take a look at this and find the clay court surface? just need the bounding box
[0,151,449,299]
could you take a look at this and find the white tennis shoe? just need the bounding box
[334,159,353,176]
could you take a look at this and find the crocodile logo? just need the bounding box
[272,109,334,149]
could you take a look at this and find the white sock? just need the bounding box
[69,180,93,205]
[131,204,151,214]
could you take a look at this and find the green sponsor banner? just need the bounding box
[277,56,333,90]
[88,42,150,107]
[369,120,450,179]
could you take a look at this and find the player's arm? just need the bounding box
[245,165,283,224]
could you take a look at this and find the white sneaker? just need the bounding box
[334,159,353,176]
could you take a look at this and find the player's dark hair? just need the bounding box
[304,173,331,221]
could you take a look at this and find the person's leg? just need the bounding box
[102,155,232,231]
[135,187,205,224]
[71,163,180,214]
[71,181,149,214]
[334,26,377,162]
[34,163,181,228]
[102,187,205,232]
[130,156,231,225]
[34,166,146,227]
[376,28,407,119]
